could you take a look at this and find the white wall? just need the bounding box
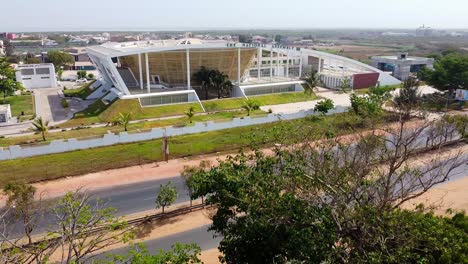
[16,64,57,89]
[0,106,349,160]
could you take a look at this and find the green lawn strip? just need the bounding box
[250,92,318,105]
[0,110,265,147]
[0,112,389,186]
[202,92,319,112]
[63,81,96,99]
[2,94,35,117]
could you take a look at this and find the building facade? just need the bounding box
[86,39,401,106]
[0,105,12,123]
[371,53,434,81]
[15,64,58,89]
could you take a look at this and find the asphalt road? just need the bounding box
[91,225,221,262]
[6,153,468,239]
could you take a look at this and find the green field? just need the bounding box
[0,112,392,186]
[0,109,266,147]
[63,81,96,99]
[60,91,318,128]
[202,92,318,112]
[2,94,35,117]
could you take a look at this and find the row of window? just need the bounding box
[20,68,51,76]
[140,94,189,106]
[244,85,295,96]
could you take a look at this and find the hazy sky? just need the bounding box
[1,0,467,31]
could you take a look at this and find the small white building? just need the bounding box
[15,63,58,89]
[0,104,12,123]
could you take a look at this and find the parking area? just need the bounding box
[33,87,90,125]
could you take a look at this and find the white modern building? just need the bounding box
[0,104,12,123]
[15,63,58,89]
[86,39,401,107]
[371,53,434,81]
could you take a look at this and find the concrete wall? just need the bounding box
[0,106,348,161]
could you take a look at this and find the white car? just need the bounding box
[76,78,87,84]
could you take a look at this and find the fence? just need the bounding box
[0,106,348,161]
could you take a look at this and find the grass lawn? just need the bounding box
[0,112,394,186]
[202,92,319,112]
[100,99,204,121]
[2,94,35,117]
[63,81,96,99]
[0,109,265,147]
[59,99,205,128]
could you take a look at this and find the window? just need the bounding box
[35,68,50,75]
[20,69,35,76]
[41,77,50,79]
[22,78,32,80]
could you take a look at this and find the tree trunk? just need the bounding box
[42,131,46,141]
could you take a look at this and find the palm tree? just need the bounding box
[303,71,319,95]
[32,117,49,141]
[114,112,131,131]
[210,70,233,99]
[193,67,213,100]
[185,106,195,123]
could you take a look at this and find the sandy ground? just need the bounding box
[200,248,222,264]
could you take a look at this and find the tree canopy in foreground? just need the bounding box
[188,114,468,263]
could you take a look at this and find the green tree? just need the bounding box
[77,70,87,79]
[87,73,95,79]
[313,98,334,115]
[47,50,74,72]
[181,160,212,207]
[419,53,468,94]
[3,182,40,244]
[32,117,49,141]
[113,112,131,131]
[184,106,196,123]
[393,78,422,119]
[193,66,213,100]
[210,69,233,99]
[0,57,23,103]
[189,118,467,263]
[3,38,14,57]
[51,190,133,263]
[100,243,202,264]
[24,52,41,64]
[303,71,319,95]
[241,100,260,116]
[155,182,178,214]
[443,114,468,139]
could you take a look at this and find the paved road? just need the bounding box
[8,176,190,237]
[92,225,221,262]
[6,153,468,238]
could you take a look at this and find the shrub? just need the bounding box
[61,98,69,108]
[313,99,334,115]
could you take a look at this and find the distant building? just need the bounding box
[0,40,4,56]
[0,105,12,123]
[63,47,96,70]
[15,63,58,89]
[371,53,434,81]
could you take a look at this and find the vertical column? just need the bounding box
[277,49,280,78]
[138,53,143,90]
[286,50,290,79]
[299,50,303,78]
[145,53,150,93]
[186,49,191,90]
[237,48,241,85]
[257,47,261,79]
[318,57,322,73]
[270,46,273,81]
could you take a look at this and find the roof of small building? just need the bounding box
[0,104,11,112]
